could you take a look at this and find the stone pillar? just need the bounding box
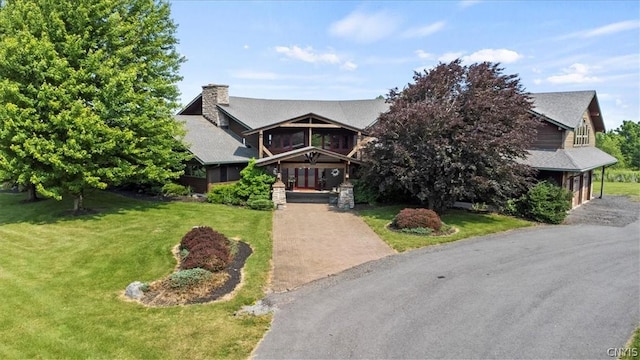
[337,182,354,210]
[272,180,287,208]
[201,84,229,127]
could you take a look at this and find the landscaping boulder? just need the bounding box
[125,281,145,299]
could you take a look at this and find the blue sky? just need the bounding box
[170,0,639,130]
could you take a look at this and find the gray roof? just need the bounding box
[520,147,617,172]
[530,91,597,129]
[219,96,390,131]
[176,115,257,165]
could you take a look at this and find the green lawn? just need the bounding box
[358,206,534,252]
[621,327,640,360]
[594,180,640,200]
[0,191,272,359]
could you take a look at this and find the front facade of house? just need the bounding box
[176,85,616,209]
[524,91,617,208]
[176,84,388,194]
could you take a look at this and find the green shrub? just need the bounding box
[392,208,442,231]
[166,268,213,289]
[352,179,380,204]
[515,181,572,224]
[207,183,242,205]
[247,198,274,211]
[206,159,275,207]
[400,227,433,235]
[593,169,640,183]
[162,183,191,197]
[234,159,275,200]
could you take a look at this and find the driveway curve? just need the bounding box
[271,203,394,292]
[256,220,640,359]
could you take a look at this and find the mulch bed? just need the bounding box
[188,241,252,304]
[138,241,252,306]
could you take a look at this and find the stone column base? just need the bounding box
[272,181,286,208]
[337,182,354,210]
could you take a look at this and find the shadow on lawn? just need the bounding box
[0,190,170,225]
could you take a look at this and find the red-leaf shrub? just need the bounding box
[393,208,442,231]
[179,226,231,272]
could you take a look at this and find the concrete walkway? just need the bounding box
[271,203,394,292]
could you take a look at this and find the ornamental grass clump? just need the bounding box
[393,208,442,231]
[166,268,213,289]
[180,226,231,272]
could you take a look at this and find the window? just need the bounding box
[331,135,341,149]
[184,164,206,178]
[272,134,282,148]
[342,135,351,150]
[292,131,304,148]
[574,121,590,146]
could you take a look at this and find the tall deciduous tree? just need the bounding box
[616,120,640,169]
[0,0,189,210]
[362,60,536,212]
[596,132,626,169]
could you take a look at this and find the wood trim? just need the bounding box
[281,163,345,169]
[280,123,341,129]
[258,131,264,159]
[347,134,370,158]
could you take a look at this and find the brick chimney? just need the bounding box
[201,84,229,127]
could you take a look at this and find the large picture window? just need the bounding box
[184,164,206,178]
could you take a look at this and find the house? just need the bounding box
[176,84,388,203]
[176,84,616,209]
[524,91,617,208]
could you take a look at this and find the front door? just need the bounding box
[295,168,318,189]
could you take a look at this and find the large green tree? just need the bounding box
[362,60,536,212]
[617,120,640,169]
[596,132,626,169]
[0,0,189,210]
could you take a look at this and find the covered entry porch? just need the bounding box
[255,146,362,208]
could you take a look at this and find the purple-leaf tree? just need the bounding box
[362,60,536,212]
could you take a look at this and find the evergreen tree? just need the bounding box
[0,0,189,210]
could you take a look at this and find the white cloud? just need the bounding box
[402,21,446,38]
[462,48,523,64]
[559,20,640,39]
[243,45,250,50]
[546,63,601,84]
[275,45,341,64]
[583,20,640,37]
[438,52,465,62]
[415,50,434,60]
[274,45,357,71]
[329,10,401,43]
[341,61,358,71]
[459,0,482,9]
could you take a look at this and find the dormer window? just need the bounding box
[574,121,590,146]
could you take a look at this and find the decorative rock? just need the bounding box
[125,281,145,300]
[235,300,275,316]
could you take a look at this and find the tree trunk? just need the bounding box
[26,183,38,202]
[73,192,84,212]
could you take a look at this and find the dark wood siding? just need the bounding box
[228,116,249,137]
[531,121,563,149]
[537,170,563,186]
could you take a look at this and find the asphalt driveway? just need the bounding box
[255,219,640,358]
